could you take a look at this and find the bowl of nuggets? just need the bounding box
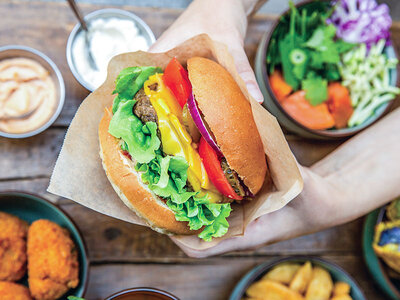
[363,197,400,299]
[230,257,366,300]
[0,191,89,300]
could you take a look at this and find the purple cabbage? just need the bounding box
[328,0,392,48]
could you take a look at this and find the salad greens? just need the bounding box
[109,67,231,241]
[339,40,400,126]
[267,0,398,130]
[267,1,354,105]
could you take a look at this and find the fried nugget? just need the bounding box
[0,281,32,300]
[27,219,79,300]
[0,212,28,281]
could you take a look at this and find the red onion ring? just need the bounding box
[187,93,222,156]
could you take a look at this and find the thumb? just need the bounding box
[230,47,264,104]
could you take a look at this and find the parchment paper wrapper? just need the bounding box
[48,34,303,250]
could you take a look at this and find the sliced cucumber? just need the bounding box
[290,48,307,65]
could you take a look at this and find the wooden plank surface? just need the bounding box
[0,1,391,299]
[85,255,376,300]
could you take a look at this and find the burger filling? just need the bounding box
[220,158,245,197]
[108,64,232,241]
[133,89,158,124]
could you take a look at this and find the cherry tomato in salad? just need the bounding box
[198,137,242,200]
[163,58,192,108]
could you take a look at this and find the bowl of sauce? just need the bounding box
[67,8,156,91]
[104,287,179,300]
[0,45,65,138]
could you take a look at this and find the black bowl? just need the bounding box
[229,256,366,300]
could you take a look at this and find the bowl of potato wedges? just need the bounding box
[229,256,366,300]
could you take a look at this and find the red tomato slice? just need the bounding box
[198,137,242,200]
[282,91,335,130]
[163,58,192,108]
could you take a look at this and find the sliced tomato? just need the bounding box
[198,137,242,200]
[282,91,335,130]
[163,57,192,108]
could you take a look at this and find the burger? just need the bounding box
[99,57,268,241]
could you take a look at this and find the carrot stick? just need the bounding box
[269,70,293,103]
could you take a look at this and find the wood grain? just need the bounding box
[0,178,364,260]
[85,255,379,300]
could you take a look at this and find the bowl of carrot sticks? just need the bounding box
[255,0,399,140]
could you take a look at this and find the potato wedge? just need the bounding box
[331,295,353,300]
[333,282,351,296]
[305,267,333,300]
[262,263,301,284]
[289,261,313,293]
[247,280,305,300]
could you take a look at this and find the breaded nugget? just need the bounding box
[0,281,32,300]
[0,212,28,281]
[27,219,79,300]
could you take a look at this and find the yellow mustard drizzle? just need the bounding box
[143,74,212,194]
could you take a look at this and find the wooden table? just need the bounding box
[1,1,397,299]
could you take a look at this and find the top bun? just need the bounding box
[187,57,267,194]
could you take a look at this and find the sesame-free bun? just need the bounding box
[98,107,194,235]
[187,57,267,194]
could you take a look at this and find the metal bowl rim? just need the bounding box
[0,45,65,139]
[104,287,180,300]
[66,8,156,92]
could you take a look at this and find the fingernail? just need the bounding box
[247,83,264,103]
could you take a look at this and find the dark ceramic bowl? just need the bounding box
[0,191,89,299]
[104,287,179,300]
[229,256,366,300]
[254,0,398,140]
[363,206,400,300]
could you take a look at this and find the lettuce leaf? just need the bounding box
[136,153,232,241]
[113,67,161,98]
[112,66,162,113]
[109,100,160,164]
[301,75,328,106]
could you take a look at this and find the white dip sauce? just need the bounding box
[72,17,150,90]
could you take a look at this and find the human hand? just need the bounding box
[173,108,400,257]
[149,0,264,103]
[172,166,337,258]
[149,0,400,258]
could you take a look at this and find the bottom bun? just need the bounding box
[98,107,195,235]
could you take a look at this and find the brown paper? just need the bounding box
[48,34,303,250]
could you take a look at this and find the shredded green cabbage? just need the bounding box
[338,40,400,127]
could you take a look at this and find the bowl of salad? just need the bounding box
[255,0,399,139]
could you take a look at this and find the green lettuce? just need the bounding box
[112,66,162,113]
[108,67,232,241]
[109,100,160,164]
[136,153,231,241]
